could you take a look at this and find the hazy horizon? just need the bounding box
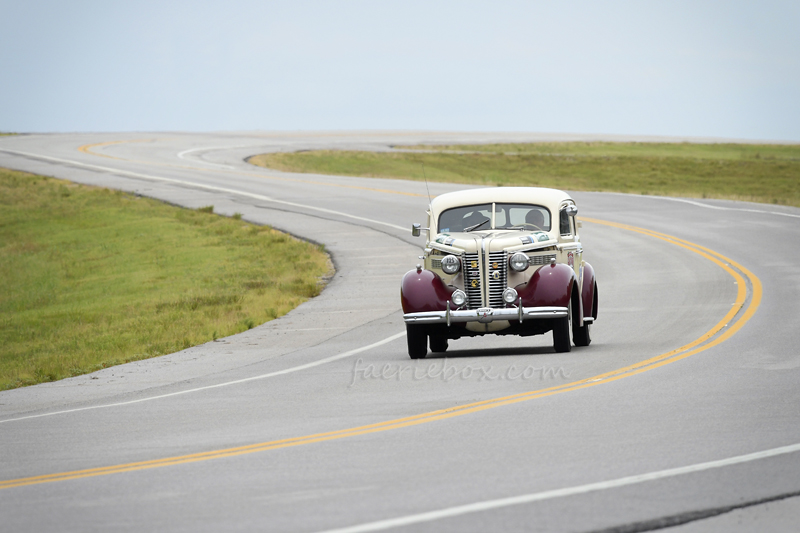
[2,1,798,141]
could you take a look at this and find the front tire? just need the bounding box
[572,303,591,348]
[430,336,448,353]
[407,324,428,359]
[573,283,595,347]
[572,322,591,347]
[553,316,571,353]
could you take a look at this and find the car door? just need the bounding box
[557,204,582,281]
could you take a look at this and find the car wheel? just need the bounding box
[572,305,591,348]
[407,324,428,359]
[553,316,571,353]
[573,283,595,347]
[572,321,591,346]
[430,336,448,353]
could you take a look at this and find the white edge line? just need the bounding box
[187,160,236,170]
[176,145,240,169]
[0,149,407,231]
[605,192,800,219]
[317,442,800,533]
[176,144,258,159]
[0,332,406,424]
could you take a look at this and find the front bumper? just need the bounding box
[403,306,568,325]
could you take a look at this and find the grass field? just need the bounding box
[0,168,332,390]
[248,142,800,207]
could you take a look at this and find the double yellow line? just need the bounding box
[78,139,152,160]
[0,219,761,490]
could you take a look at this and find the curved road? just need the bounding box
[1,132,799,532]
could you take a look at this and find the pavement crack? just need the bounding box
[590,489,800,533]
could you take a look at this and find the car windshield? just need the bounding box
[438,203,551,232]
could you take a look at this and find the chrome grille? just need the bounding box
[530,253,557,266]
[463,252,482,309]
[487,251,508,308]
[431,259,442,269]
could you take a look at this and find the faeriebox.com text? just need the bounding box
[349,357,570,386]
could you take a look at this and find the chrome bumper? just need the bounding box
[403,306,568,325]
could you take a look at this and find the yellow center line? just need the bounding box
[78,140,155,160]
[0,218,761,490]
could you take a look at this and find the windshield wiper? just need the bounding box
[508,224,544,231]
[464,219,489,232]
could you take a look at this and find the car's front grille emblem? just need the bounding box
[487,251,508,308]
[463,251,507,309]
[463,252,482,309]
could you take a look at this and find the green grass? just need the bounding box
[404,141,800,160]
[0,168,332,390]
[248,142,800,207]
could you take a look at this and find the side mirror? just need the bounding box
[412,223,422,237]
[565,205,578,217]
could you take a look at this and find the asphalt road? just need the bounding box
[1,132,799,532]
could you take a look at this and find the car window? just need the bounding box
[438,203,492,232]
[559,209,573,236]
[438,203,551,232]
[496,204,551,231]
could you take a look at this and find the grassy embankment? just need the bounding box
[0,168,332,390]
[248,142,800,207]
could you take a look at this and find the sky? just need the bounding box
[1,0,799,140]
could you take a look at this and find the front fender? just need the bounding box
[515,263,575,308]
[401,269,455,314]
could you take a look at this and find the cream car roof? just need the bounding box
[430,187,574,216]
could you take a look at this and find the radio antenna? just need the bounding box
[421,163,432,206]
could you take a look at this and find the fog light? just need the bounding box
[441,254,461,274]
[509,252,529,272]
[451,289,467,307]
[502,288,518,304]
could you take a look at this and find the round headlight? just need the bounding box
[441,254,461,275]
[451,289,467,307]
[502,288,518,304]
[509,252,530,272]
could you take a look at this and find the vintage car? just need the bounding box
[401,187,597,359]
